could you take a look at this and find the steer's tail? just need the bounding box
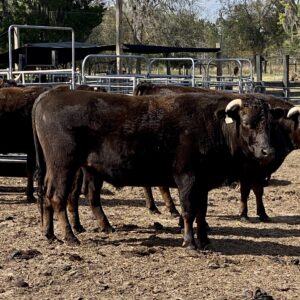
[32,91,48,227]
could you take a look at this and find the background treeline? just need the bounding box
[0,0,299,60]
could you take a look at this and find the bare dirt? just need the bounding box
[0,150,299,300]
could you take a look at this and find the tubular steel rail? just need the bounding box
[81,54,148,94]
[205,58,254,93]
[147,57,197,87]
[7,24,76,89]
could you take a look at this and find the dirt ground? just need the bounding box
[0,150,299,300]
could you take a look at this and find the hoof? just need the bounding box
[26,196,37,203]
[169,209,180,218]
[196,238,211,250]
[73,225,86,234]
[200,241,212,250]
[240,215,250,222]
[65,235,80,246]
[182,240,197,250]
[149,208,161,215]
[205,222,211,232]
[259,215,271,222]
[101,225,115,234]
[46,234,63,245]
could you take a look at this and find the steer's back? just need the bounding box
[34,89,229,187]
[0,86,47,153]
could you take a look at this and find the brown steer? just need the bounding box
[33,88,279,249]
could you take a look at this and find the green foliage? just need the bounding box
[88,1,218,57]
[0,0,106,52]
[218,0,286,57]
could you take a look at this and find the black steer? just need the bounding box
[135,83,297,222]
[0,86,48,202]
[33,88,278,249]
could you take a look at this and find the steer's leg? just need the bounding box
[239,180,251,221]
[195,189,210,249]
[159,186,180,217]
[143,187,161,214]
[252,183,270,222]
[83,168,114,233]
[67,169,86,233]
[54,195,80,246]
[49,167,80,246]
[26,150,36,203]
[175,173,197,249]
[42,196,56,242]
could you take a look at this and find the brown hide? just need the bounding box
[134,83,297,223]
[0,86,48,202]
[33,88,276,248]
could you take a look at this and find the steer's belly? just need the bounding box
[86,149,176,187]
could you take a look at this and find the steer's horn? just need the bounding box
[287,106,300,118]
[225,99,243,112]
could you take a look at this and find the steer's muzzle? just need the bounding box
[253,145,275,164]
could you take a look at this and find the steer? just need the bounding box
[33,88,279,249]
[0,86,48,202]
[68,85,180,229]
[134,83,297,222]
[134,83,214,216]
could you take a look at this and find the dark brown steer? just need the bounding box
[135,83,298,222]
[70,85,180,228]
[0,86,48,202]
[33,88,280,249]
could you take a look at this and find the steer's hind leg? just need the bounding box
[48,168,80,246]
[143,187,161,214]
[26,151,36,203]
[42,197,57,243]
[67,169,86,233]
[83,168,114,233]
[159,186,180,217]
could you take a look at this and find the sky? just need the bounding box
[203,0,221,22]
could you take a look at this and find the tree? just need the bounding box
[218,0,286,57]
[278,0,300,55]
[88,0,218,50]
[279,0,300,36]
[0,0,106,52]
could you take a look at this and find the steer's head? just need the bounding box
[286,106,300,148]
[224,97,283,163]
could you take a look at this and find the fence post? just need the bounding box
[216,50,222,81]
[255,55,263,93]
[256,55,262,82]
[283,55,289,100]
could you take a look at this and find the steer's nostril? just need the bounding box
[261,147,274,158]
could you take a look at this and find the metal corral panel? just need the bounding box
[0,154,27,177]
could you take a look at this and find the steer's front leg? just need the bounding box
[195,190,210,249]
[176,173,197,250]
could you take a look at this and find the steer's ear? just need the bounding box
[270,107,285,120]
[215,108,239,124]
[216,109,225,120]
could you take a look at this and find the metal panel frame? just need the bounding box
[8,24,75,89]
[147,57,196,87]
[206,58,254,93]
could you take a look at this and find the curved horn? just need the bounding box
[225,98,243,112]
[287,106,300,118]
